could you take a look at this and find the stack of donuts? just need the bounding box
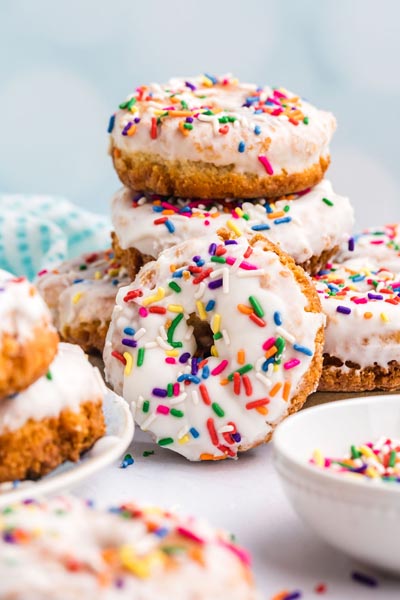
[0,269,107,483]
[39,73,400,462]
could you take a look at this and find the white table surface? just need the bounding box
[73,393,400,600]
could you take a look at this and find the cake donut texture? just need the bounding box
[111,180,353,277]
[0,496,259,600]
[0,270,58,399]
[0,343,106,482]
[314,258,400,392]
[37,250,131,353]
[109,74,336,199]
[104,235,324,461]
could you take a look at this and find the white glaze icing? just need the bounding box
[111,180,353,267]
[0,496,259,599]
[0,343,106,432]
[338,223,400,271]
[313,257,400,369]
[0,269,54,340]
[36,250,130,335]
[104,236,324,461]
[110,74,336,177]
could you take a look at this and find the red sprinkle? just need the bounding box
[199,384,211,405]
[111,350,126,365]
[207,418,219,446]
[150,117,157,139]
[249,313,266,327]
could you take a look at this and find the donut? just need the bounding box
[0,342,106,482]
[111,180,353,278]
[339,223,400,271]
[37,249,131,353]
[0,496,259,599]
[104,235,324,461]
[109,74,336,199]
[0,269,59,399]
[313,257,400,392]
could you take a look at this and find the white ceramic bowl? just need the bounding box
[273,394,400,574]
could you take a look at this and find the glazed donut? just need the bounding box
[314,257,400,392]
[111,180,353,278]
[104,235,324,461]
[0,342,106,482]
[109,74,336,199]
[0,496,259,600]
[0,269,59,398]
[37,249,131,353]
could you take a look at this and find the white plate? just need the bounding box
[0,389,134,507]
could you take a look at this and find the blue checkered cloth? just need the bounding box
[0,194,111,279]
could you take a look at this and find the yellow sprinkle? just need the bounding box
[202,76,213,87]
[366,466,379,479]
[72,292,82,304]
[94,271,102,280]
[165,350,179,357]
[109,268,120,277]
[211,345,219,357]
[196,300,207,321]
[212,313,221,333]
[178,435,190,445]
[167,304,184,313]
[234,207,244,218]
[183,271,191,280]
[381,312,389,323]
[123,352,133,376]
[237,349,245,365]
[227,219,242,237]
[312,449,324,467]
[119,545,161,578]
[360,445,376,459]
[142,287,165,307]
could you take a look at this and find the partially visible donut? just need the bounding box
[0,342,106,482]
[314,257,400,392]
[36,250,131,353]
[0,269,58,398]
[0,496,259,599]
[104,235,324,461]
[339,223,400,271]
[109,74,336,199]
[111,180,353,278]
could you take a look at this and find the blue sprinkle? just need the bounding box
[107,114,115,133]
[264,203,273,214]
[172,269,184,278]
[73,278,84,284]
[205,300,216,311]
[202,365,210,379]
[293,344,313,356]
[238,141,246,152]
[273,311,282,326]
[196,259,205,266]
[190,427,200,438]
[152,205,164,212]
[112,279,119,286]
[254,125,261,135]
[165,220,175,233]
[232,432,241,443]
[318,269,331,276]
[204,73,218,84]
[351,274,365,282]
[251,223,270,231]
[254,108,263,114]
[274,216,292,225]
[177,374,201,384]
[123,327,135,336]
[262,357,275,372]
[327,283,339,292]
[154,527,169,538]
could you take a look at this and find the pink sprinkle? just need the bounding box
[219,541,252,566]
[371,240,384,245]
[258,155,274,175]
[239,261,258,271]
[262,337,276,351]
[37,269,48,277]
[352,297,367,304]
[271,108,283,116]
[139,307,148,317]
[226,256,236,266]
[177,526,205,544]
[266,96,281,106]
[211,359,229,376]
[231,211,240,219]
[173,383,180,396]
[156,405,170,415]
[204,220,210,226]
[273,89,287,99]
[161,201,179,212]
[165,357,176,364]
[284,358,300,370]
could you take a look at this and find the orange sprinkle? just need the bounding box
[267,210,285,220]
[237,349,245,365]
[237,304,253,315]
[283,381,291,401]
[219,378,229,386]
[364,311,373,319]
[264,345,278,360]
[256,406,268,415]
[126,124,136,136]
[178,120,190,136]
[270,382,283,397]
[161,209,176,215]
[200,453,227,461]
[168,110,195,117]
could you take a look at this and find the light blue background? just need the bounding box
[0,0,398,228]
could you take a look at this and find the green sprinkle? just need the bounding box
[227,364,253,381]
[213,332,223,340]
[203,109,214,116]
[46,371,52,380]
[227,116,237,122]
[218,116,229,123]
[389,450,397,468]
[211,256,226,263]
[183,123,193,130]
[137,347,145,367]
[303,116,309,125]
[322,197,334,207]
[283,205,290,213]
[170,408,184,418]
[142,400,150,413]
[167,383,174,397]
[143,450,154,457]
[167,313,184,345]
[242,213,250,221]
[158,437,174,446]
[161,545,186,555]
[119,97,136,110]
[248,295,264,318]
[79,264,87,271]
[212,402,225,417]
[180,100,189,110]
[275,337,285,355]
[351,445,361,459]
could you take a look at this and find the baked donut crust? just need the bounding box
[319,356,400,392]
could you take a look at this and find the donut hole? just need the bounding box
[187,313,214,359]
